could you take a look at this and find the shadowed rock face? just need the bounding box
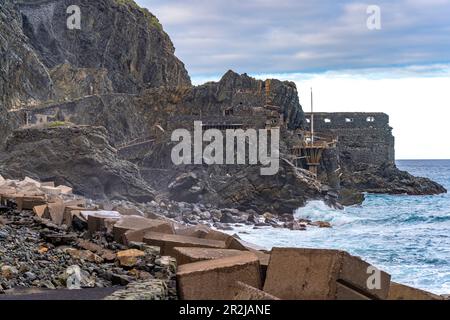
[17,0,191,94]
[140,132,326,214]
[0,125,155,202]
[0,1,54,110]
[0,0,190,112]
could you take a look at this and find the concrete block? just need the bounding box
[388,282,444,300]
[58,185,73,194]
[47,200,65,225]
[0,186,16,197]
[175,225,210,238]
[203,229,233,242]
[63,205,86,225]
[40,186,62,195]
[113,216,175,243]
[15,196,46,211]
[226,237,267,252]
[232,281,280,300]
[33,205,48,218]
[123,224,175,246]
[83,211,121,234]
[222,236,270,284]
[23,177,41,187]
[143,232,227,257]
[114,206,145,217]
[64,199,86,207]
[263,248,391,300]
[172,247,246,265]
[336,282,371,300]
[177,253,262,300]
[40,181,55,187]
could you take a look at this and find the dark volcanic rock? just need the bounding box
[0,207,176,298]
[144,136,324,213]
[0,125,155,202]
[16,0,191,95]
[0,0,54,145]
[1,0,191,148]
[0,1,55,110]
[173,70,306,130]
[341,163,447,196]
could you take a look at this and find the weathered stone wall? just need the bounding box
[304,112,389,130]
[305,112,445,202]
[304,112,395,166]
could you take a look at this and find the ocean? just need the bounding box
[232,160,450,295]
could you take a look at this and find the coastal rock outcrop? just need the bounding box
[0,125,155,202]
[340,163,446,196]
[163,160,324,214]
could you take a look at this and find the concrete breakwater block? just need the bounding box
[232,281,280,300]
[172,246,270,285]
[16,196,47,211]
[388,282,444,300]
[143,232,227,257]
[84,211,122,234]
[172,247,248,265]
[177,253,262,300]
[113,216,175,243]
[175,225,210,238]
[63,205,86,226]
[263,248,391,300]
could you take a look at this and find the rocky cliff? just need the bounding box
[0,0,190,111]
[0,0,445,211]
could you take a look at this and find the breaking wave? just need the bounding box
[294,200,360,226]
[234,160,450,295]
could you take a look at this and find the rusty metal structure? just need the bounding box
[290,89,338,176]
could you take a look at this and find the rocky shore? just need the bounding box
[0,178,177,299]
[1,176,446,300]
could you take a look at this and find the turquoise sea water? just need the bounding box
[233,160,450,295]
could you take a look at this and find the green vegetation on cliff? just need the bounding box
[114,0,163,31]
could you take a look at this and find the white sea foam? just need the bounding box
[227,161,450,295]
[294,200,360,226]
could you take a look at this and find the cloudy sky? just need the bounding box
[137,0,450,159]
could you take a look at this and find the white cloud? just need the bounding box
[137,0,450,75]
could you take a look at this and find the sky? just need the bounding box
[136,0,450,159]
